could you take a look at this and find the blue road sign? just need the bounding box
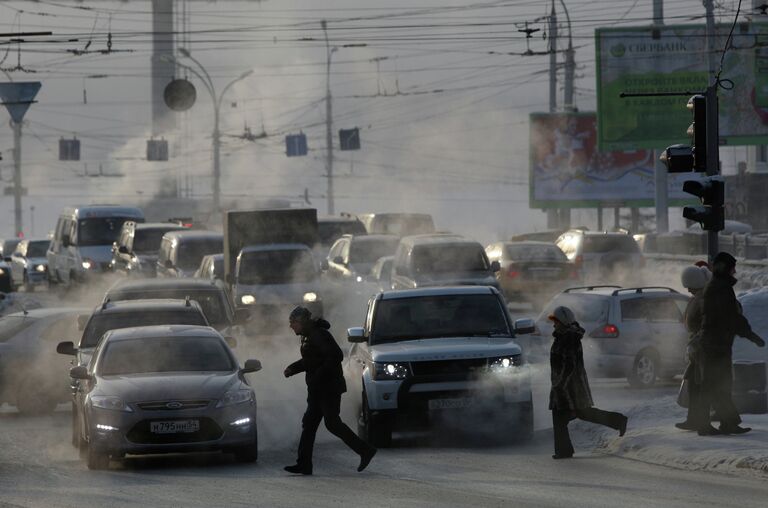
[0,82,41,123]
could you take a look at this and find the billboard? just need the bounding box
[529,112,703,208]
[596,23,768,150]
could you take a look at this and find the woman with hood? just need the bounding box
[549,306,628,459]
[283,306,376,475]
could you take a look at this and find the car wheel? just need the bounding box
[15,378,57,415]
[629,349,659,388]
[358,393,392,448]
[86,445,110,470]
[515,399,534,442]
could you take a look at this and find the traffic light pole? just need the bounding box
[705,84,720,263]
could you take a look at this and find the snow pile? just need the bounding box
[569,395,768,478]
[0,293,43,316]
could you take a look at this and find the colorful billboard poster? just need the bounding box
[529,112,704,208]
[596,23,768,150]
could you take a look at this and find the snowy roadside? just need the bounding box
[569,395,768,479]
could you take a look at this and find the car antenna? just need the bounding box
[185,295,191,307]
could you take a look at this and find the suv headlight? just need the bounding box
[0,268,5,275]
[35,264,46,273]
[241,294,256,305]
[303,292,318,303]
[372,362,410,380]
[488,355,522,372]
[216,389,254,408]
[90,395,133,412]
[81,259,94,270]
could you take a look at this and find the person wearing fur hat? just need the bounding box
[697,252,765,435]
[676,265,712,431]
[283,306,376,475]
[549,306,628,459]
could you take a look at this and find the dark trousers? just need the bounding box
[297,390,370,468]
[685,379,706,426]
[697,354,741,430]
[552,407,625,457]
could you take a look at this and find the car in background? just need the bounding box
[0,308,86,414]
[370,255,394,292]
[70,325,261,469]
[102,278,245,333]
[358,213,435,237]
[555,230,644,286]
[0,259,12,293]
[485,241,575,305]
[531,286,690,388]
[317,215,367,251]
[391,235,500,290]
[194,253,225,282]
[325,234,400,284]
[47,205,145,287]
[346,286,535,447]
[1,238,22,263]
[157,230,223,278]
[111,222,187,277]
[10,239,50,291]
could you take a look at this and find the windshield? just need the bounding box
[81,310,208,348]
[350,238,399,265]
[176,239,223,271]
[99,336,233,375]
[238,248,317,285]
[506,244,567,262]
[539,294,610,324]
[318,221,366,245]
[78,217,134,246]
[134,229,173,254]
[108,289,230,328]
[375,215,434,236]
[27,241,50,258]
[583,236,639,254]
[372,294,509,344]
[413,244,489,274]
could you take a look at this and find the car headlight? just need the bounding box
[216,389,255,408]
[0,268,5,275]
[35,264,46,273]
[303,292,318,303]
[241,294,256,305]
[81,259,93,270]
[488,355,522,372]
[372,362,410,380]
[89,395,133,412]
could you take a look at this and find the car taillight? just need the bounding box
[507,265,520,278]
[590,323,619,338]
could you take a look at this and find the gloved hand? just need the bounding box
[284,366,296,377]
[750,333,766,348]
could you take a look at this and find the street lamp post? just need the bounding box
[172,48,253,212]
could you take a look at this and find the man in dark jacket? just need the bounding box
[549,306,628,459]
[697,252,765,436]
[283,306,376,475]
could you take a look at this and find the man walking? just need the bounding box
[283,306,376,475]
[549,306,628,459]
[697,252,765,436]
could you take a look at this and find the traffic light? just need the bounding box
[682,177,724,231]
[59,137,80,161]
[339,128,360,151]
[659,94,707,173]
[285,133,308,157]
[147,138,169,161]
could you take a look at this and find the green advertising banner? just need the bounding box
[596,23,768,150]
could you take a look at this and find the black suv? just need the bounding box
[111,222,187,277]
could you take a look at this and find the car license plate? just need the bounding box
[428,398,474,410]
[150,420,200,434]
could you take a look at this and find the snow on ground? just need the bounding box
[568,395,768,479]
[0,292,43,316]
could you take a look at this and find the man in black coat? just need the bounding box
[697,252,765,436]
[283,306,376,475]
[549,306,628,459]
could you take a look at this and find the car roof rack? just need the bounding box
[563,285,621,293]
[611,287,680,296]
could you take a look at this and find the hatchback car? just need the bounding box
[70,325,261,469]
[531,286,690,388]
[10,239,50,291]
[555,230,644,286]
[326,234,400,283]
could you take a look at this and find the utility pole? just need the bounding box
[546,2,559,228]
[322,20,335,216]
[558,0,573,230]
[13,121,22,236]
[653,0,669,234]
[704,0,720,261]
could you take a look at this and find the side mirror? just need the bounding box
[320,259,329,271]
[241,359,262,374]
[514,318,536,335]
[118,245,130,255]
[69,365,91,380]
[77,314,90,331]
[57,341,77,356]
[165,259,174,269]
[333,256,345,265]
[347,327,367,343]
[62,234,71,248]
[224,336,238,349]
[233,308,250,325]
[491,260,501,273]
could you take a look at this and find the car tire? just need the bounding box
[86,445,110,470]
[515,399,534,442]
[15,378,57,415]
[358,393,392,448]
[628,349,659,389]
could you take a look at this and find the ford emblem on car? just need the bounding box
[166,401,183,409]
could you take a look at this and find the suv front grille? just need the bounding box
[126,417,223,444]
[136,400,210,411]
[410,358,488,377]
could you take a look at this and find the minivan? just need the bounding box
[47,205,145,287]
[390,235,500,290]
[156,230,223,278]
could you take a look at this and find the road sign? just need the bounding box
[0,82,41,123]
